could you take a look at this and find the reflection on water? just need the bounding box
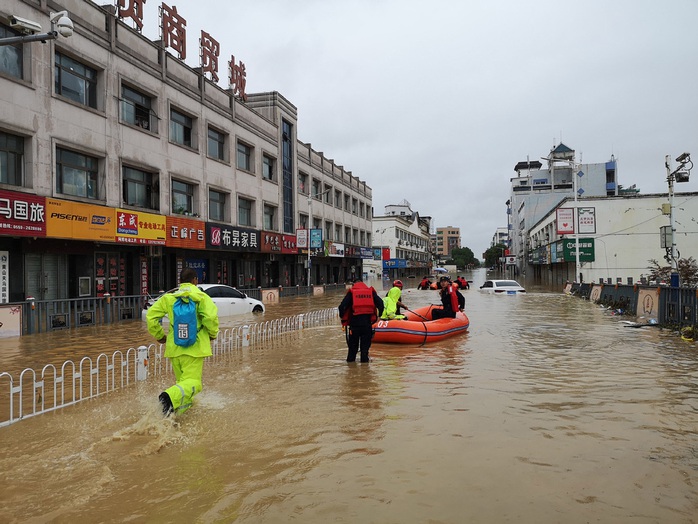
[1,270,698,523]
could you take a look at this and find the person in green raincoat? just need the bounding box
[146,267,219,415]
[381,279,407,320]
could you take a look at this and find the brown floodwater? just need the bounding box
[1,269,697,523]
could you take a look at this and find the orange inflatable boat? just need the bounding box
[372,305,470,345]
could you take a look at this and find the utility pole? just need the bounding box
[664,153,692,287]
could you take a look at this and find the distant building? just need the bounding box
[527,192,698,286]
[509,143,618,278]
[492,227,508,247]
[365,200,432,280]
[436,227,461,258]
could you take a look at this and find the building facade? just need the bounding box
[526,192,698,286]
[508,143,618,279]
[0,1,373,303]
[435,227,461,259]
[365,201,432,281]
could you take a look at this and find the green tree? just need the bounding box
[483,244,507,268]
[446,247,480,269]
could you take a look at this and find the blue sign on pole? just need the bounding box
[310,229,323,249]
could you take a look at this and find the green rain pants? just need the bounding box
[164,354,205,414]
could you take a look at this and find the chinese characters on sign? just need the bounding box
[229,55,248,101]
[117,1,248,100]
[116,209,166,245]
[0,252,8,303]
[117,0,146,32]
[160,3,187,59]
[166,216,205,249]
[140,256,149,296]
[296,229,308,249]
[207,225,260,252]
[556,208,575,235]
[261,232,282,253]
[200,31,220,83]
[578,207,596,234]
[280,234,298,255]
[0,190,46,236]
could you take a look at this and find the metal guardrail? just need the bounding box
[7,284,349,336]
[19,294,146,335]
[569,282,698,328]
[0,307,339,428]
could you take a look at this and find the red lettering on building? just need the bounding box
[228,55,248,101]
[200,30,220,83]
[160,3,187,60]
[118,0,147,31]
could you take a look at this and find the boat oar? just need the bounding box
[404,307,429,322]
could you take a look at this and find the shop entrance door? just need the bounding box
[25,253,68,300]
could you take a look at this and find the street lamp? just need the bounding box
[664,152,692,287]
[0,11,74,46]
[307,186,331,286]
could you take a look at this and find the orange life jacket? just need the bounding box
[351,282,377,321]
[446,285,459,312]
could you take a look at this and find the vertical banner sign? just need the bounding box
[95,253,107,297]
[140,256,149,296]
[556,208,575,235]
[108,254,119,295]
[578,207,596,234]
[309,229,323,249]
[296,228,308,249]
[0,251,8,303]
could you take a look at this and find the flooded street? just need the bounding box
[1,269,697,523]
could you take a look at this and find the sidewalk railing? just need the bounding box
[0,307,339,428]
[567,282,697,329]
[5,284,348,336]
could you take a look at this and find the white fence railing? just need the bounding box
[0,308,339,428]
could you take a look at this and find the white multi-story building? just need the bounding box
[491,227,508,248]
[508,143,618,278]
[527,192,698,286]
[0,1,373,301]
[365,201,432,281]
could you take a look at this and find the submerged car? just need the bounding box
[142,283,265,320]
[479,279,526,294]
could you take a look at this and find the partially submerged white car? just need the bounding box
[479,280,526,295]
[142,283,265,321]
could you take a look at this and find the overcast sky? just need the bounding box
[118,0,698,257]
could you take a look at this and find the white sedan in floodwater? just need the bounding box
[478,279,526,295]
[142,283,265,321]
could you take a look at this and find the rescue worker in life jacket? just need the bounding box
[417,276,432,290]
[456,276,470,290]
[432,276,465,320]
[338,278,384,363]
[381,280,407,320]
